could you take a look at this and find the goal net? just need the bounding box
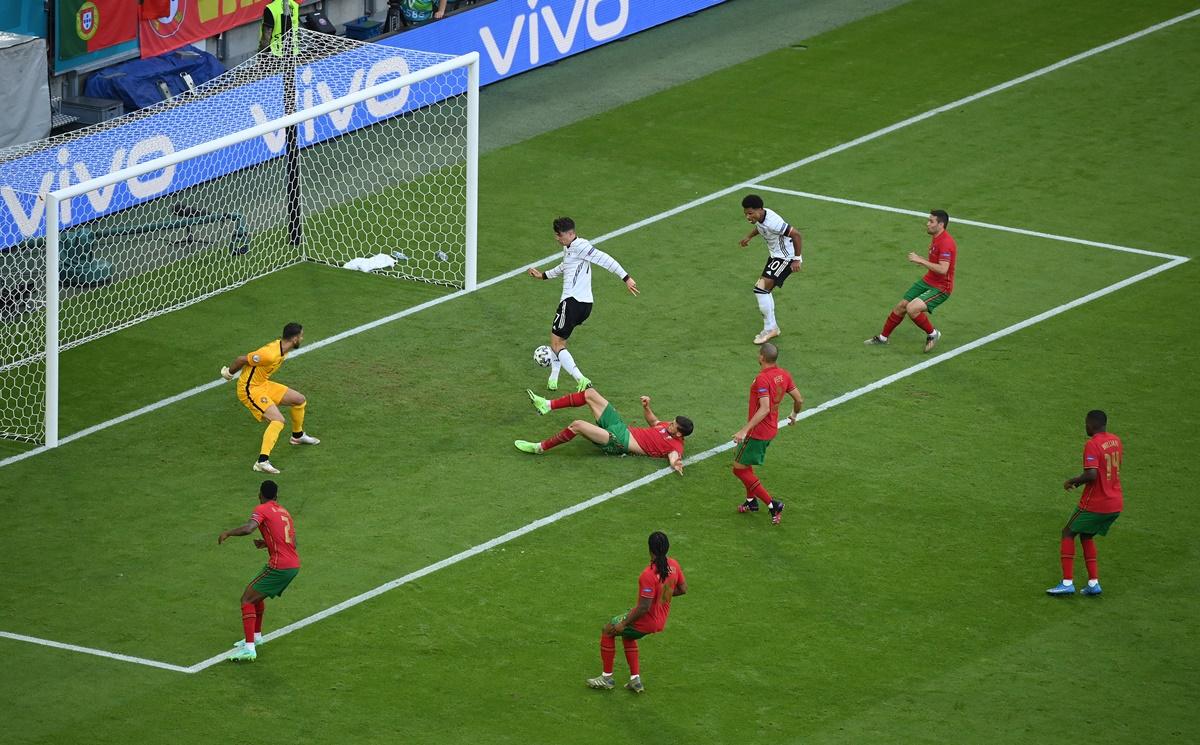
[0,29,478,445]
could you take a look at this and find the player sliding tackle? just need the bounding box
[516,388,693,475]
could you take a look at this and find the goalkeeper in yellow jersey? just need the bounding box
[221,322,320,474]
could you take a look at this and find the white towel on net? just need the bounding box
[342,254,397,272]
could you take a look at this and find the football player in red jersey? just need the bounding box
[865,210,957,352]
[586,532,688,693]
[1047,410,1124,596]
[218,480,301,662]
[732,343,803,524]
[516,387,692,476]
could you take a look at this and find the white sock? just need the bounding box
[878,334,888,341]
[1087,579,1098,587]
[558,349,584,381]
[602,671,612,678]
[754,291,774,331]
[254,633,263,643]
[630,674,640,680]
[1061,579,1074,586]
[245,642,256,652]
[549,351,562,381]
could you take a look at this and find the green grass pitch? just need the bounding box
[1,1,1198,742]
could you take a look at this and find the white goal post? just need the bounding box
[2,33,478,447]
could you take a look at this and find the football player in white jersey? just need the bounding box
[527,217,639,391]
[739,195,804,344]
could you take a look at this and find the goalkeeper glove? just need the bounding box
[220,366,234,381]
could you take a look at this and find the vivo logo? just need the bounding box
[0,57,413,241]
[249,57,413,154]
[480,0,630,75]
[1,136,176,237]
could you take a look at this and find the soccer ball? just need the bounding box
[533,345,554,367]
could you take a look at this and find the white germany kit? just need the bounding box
[755,208,799,261]
[544,237,628,303]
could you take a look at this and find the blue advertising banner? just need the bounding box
[383,0,727,85]
[0,0,726,249]
[0,46,463,249]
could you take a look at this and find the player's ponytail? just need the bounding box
[648,531,670,581]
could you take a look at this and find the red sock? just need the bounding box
[600,634,615,675]
[752,480,772,505]
[622,638,640,676]
[540,427,577,451]
[240,603,257,644]
[254,600,265,634]
[1059,536,1075,580]
[1081,536,1098,581]
[550,391,587,410]
[734,467,772,505]
[733,467,758,497]
[881,311,904,338]
[911,312,935,334]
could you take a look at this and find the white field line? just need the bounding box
[5,6,1196,470]
[0,630,192,674]
[747,7,1200,185]
[186,252,1188,673]
[2,9,1195,670]
[746,185,1189,261]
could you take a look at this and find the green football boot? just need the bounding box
[514,440,543,454]
[526,389,551,415]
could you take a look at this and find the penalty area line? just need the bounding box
[0,630,192,674]
[187,251,1187,673]
[745,185,1188,261]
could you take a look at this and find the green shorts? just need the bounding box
[594,403,631,456]
[609,613,650,640]
[734,437,772,466]
[903,280,951,312]
[1065,508,1120,536]
[248,565,299,598]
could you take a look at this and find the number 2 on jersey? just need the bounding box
[280,514,294,544]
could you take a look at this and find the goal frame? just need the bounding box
[40,51,480,447]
